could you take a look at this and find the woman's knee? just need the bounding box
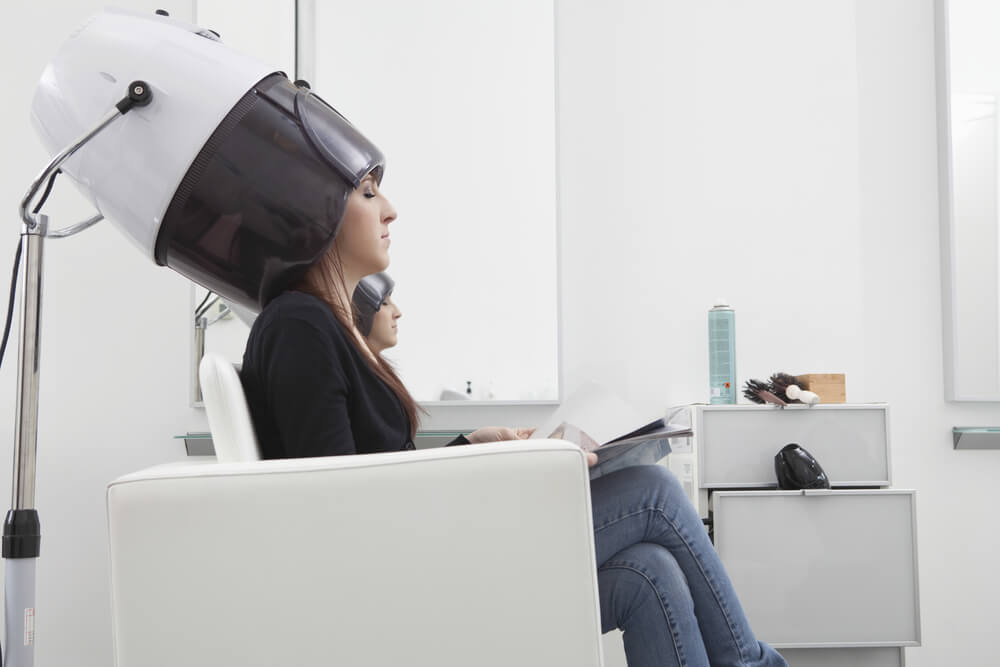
[590,464,700,552]
[598,542,693,629]
[625,542,691,600]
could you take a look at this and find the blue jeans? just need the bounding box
[591,465,787,667]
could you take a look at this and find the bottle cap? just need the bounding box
[712,298,731,309]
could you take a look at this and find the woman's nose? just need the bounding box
[382,197,398,224]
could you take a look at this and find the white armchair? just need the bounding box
[106,354,606,666]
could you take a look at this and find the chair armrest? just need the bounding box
[107,440,605,667]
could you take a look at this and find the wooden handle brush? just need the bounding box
[743,378,787,406]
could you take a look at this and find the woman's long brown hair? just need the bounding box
[294,241,422,439]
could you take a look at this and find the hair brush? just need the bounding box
[743,378,787,406]
[768,372,820,405]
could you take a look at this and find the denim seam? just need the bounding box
[596,507,751,664]
[600,560,689,667]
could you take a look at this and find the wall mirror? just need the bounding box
[937,0,1000,400]
[192,0,560,406]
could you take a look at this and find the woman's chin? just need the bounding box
[359,259,390,276]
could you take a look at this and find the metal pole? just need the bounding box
[11,221,44,510]
[3,217,46,667]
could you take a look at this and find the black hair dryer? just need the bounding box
[774,443,831,490]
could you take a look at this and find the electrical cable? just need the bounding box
[194,290,214,320]
[195,293,221,321]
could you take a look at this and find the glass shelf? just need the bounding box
[174,432,215,456]
[953,427,1000,449]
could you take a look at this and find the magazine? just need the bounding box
[531,382,692,479]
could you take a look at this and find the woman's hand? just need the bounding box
[465,426,599,467]
[465,426,535,443]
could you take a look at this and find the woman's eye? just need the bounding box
[364,191,376,199]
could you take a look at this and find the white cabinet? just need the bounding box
[662,403,920,660]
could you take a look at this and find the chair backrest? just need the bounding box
[198,353,261,462]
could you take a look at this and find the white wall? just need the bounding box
[1,1,998,666]
[556,0,865,414]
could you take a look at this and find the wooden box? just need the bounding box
[795,373,846,403]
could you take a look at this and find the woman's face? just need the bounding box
[334,173,397,279]
[368,296,402,352]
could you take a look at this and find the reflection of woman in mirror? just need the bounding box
[350,271,534,442]
[351,272,401,355]
[240,170,785,667]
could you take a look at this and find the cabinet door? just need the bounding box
[713,490,919,647]
[697,405,890,488]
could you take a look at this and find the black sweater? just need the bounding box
[241,291,466,459]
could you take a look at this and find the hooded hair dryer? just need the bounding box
[31,7,385,312]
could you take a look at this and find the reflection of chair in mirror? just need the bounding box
[192,294,232,404]
[106,353,605,666]
[197,353,260,463]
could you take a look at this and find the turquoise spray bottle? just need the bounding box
[708,300,736,404]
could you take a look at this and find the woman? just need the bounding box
[241,171,785,666]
